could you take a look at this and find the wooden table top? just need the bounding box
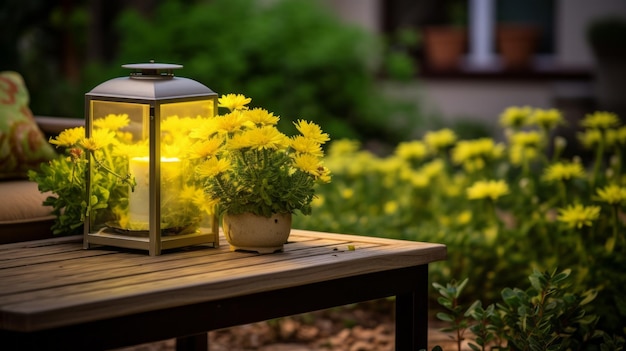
[0,229,446,333]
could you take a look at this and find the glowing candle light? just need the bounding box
[128,156,182,230]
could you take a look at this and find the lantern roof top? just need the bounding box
[86,62,216,101]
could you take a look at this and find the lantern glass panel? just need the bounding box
[88,100,150,233]
[157,100,217,236]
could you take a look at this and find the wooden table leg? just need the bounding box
[176,333,208,351]
[395,264,429,350]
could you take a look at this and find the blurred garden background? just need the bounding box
[3,0,626,347]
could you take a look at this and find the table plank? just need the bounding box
[0,229,446,333]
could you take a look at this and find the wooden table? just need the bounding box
[0,229,446,351]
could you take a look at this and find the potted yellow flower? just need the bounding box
[191,94,331,253]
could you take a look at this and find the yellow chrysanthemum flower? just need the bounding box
[421,159,445,179]
[341,188,354,199]
[508,144,539,166]
[290,135,323,156]
[294,120,330,144]
[196,157,231,177]
[189,118,218,140]
[112,142,148,158]
[509,130,543,147]
[605,126,626,147]
[243,108,279,126]
[81,128,117,151]
[241,126,288,151]
[581,111,621,129]
[218,93,251,111]
[328,139,360,156]
[189,138,222,159]
[577,129,602,149]
[49,126,85,147]
[395,141,428,161]
[384,201,399,215]
[451,138,504,164]
[595,184,626,205]
[215,111,246,135]
[467,180,509,201]
[499,106,532,128]
[424,128,457,152]
[93,114,130,131]
[542,161,586,182]
[557,204,601,229]
[531,108,563,130]
[293,153,321,175]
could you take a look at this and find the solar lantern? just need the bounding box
[83,61,219,255]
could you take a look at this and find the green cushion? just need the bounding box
[0,71,57,179]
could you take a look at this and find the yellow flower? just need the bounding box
[93,114,130,131]
[242,126,288,151]
[456,211,472,225]
[557,204,601,229]
[509,130,543,147]
[577,129,602,149]
[112,142,148,158]
[328,139,360,156]
[542,161,586,182]
[384,201,398,215]
[218,93,251,111]
[290,135,323,156]
[196,157,231,177]
[189,138,222,159]
[421,159,444,178]
[215,111,246,135]
[50,126,85,147]
[499,106,532,128]
[581,111,620,129]
[243,108,279,126]
[341,188,354,199]
[531,108,563,130]
[81,129,117,151]
[605,126,626,147]
[467,180,509,201]
[452,138,504,164]
[189,118,218,140]
[509,144,539,166]
[294,120,330,144]
[395,141,427,161]
[424,128,457,152]
[595,184,626,205]
[293,153,321,175]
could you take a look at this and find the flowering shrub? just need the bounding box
[193,94,331,217]
[294,107,626,335]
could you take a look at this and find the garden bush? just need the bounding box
[293,106,626,338]
[77,0,421,145]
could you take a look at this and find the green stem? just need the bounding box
[91,151,134,190]
[592,138,604,188]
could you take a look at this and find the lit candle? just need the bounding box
[128,156,182,230]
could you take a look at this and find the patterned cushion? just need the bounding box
[0,71,57,179]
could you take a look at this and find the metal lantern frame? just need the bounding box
[83,62,219,255]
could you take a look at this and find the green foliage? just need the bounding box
[78,0,421,144]
[206,149,315,217]
[432,269,625,351]
[293,108,626,337]
[28,155,87,235]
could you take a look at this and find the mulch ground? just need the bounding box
[114,299,472,351]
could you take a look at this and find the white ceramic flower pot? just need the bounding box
[222,212,292,254]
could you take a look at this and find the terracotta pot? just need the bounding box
[424,26,467,71]
[222,212,292,254]
[497,25,539,70]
